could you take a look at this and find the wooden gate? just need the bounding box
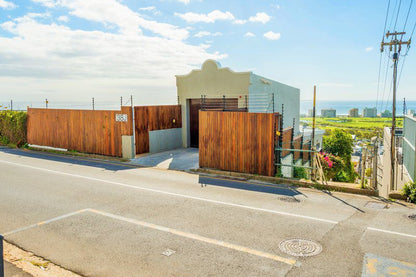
[134,105,182,154]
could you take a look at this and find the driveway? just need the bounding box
[129,148,199,171]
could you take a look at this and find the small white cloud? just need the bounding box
[249,12,271,24]
[31,0,56,8]
[0,0,17,9]
[233,19,247,25]
[194,31,222,38]
[177,0,190,3]
[271,4,280,9]
[244,32,255,37]
[58,15,69,22]
[365,47,374,52]
[264,31,281,40]
[139,6,156,11]
[175,10,235,23]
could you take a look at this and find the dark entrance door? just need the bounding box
[189,99,200,148]
[189,98,240,148]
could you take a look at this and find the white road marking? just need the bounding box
[88,209,298,266]
[0,160,338,224]
[367,227,416,239]
[2,209,88,236]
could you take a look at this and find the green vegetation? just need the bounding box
[402,182,416,203]
[293,166,308,179]
[322,129,358,183]
[301,117,402,140]
[0,111,27,147]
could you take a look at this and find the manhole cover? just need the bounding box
[279,239,322,257]
[365,201,388,209]
[408,214,416,221]
[162,249,176,257]
[278,196,300,203]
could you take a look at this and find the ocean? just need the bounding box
[2,100,416,116]
[300,100,416,116]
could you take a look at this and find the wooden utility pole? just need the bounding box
[361,148,367,188]
[373,141,378,189]
[311,85,317,181]
[380,31,411,191]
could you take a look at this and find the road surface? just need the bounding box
[0,147,415,276]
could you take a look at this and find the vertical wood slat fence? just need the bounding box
[134,105,182,154]
[27,106,132,157]
[199,111,279,176]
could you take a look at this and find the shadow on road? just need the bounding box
[198,176,301,197]
[0,147,141,172]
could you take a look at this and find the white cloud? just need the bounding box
[0,14,226,100]
[249,12,271,24]
[177,0,190,3]
[263,31,281,40]
[233,19,247,25]
[244,32,255,37]
[58,15,69,22]
[0,0,16,9]
[175,10,235,23]
[365,47,374,52]
[194,31,222,38]
[31,0,56,8]
[139,6,156,11]
[31,0,187,40]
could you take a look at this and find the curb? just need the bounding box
[193,168,379,197]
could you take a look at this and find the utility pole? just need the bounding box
[403,97,407,115]
[311,85,317,181]
[373,140,378,189]
[10,100,12,111]
[361,148,367,188]
[45,98,48,109]
[92,97,95,110]
[380,31,411,191]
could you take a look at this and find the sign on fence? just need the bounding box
[116,114,128,122]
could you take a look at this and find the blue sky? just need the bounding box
[0,0,415,108]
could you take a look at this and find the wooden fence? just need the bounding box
[134,105,182,154]
[199,111,279,176]
[27,107,132,157]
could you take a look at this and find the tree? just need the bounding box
[323,129,356,183]
[323,129,353,162]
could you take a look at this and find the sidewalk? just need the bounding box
[4,261,31,277]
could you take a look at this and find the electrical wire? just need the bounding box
[393,0,403,31]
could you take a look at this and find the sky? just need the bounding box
[0,0,415,108]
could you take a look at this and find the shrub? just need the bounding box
[402,182,416,203]
[0,111,27,147]
[318,152,344,180]
[293,166,308,179]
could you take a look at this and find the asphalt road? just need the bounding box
[0,147,415,276]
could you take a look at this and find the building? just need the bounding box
[363,107,377,118]
[321,109,336,118]
[381,110,392,118]
[176,60,300,148]
[348,108,359,117]
[308,109,314,117]
[408,109,416,117]
[403,115,416,182]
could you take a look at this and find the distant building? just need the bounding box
[408,109,416,117]
[321,109,336,118]
[363,107,377,118]
[308,109,314,117]
[348,108,359,117]
[381,110,392,118]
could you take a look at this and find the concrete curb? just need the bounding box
[193,168,379,197]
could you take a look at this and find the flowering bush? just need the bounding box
[0,111,27,147]
[317,152,344,180]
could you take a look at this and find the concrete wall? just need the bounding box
[403,116,416,182]
[248,74,300,135]
[281,153,294,178]
[176,60,250,147]
[148,128,182,153]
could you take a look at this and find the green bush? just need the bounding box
[0,111,27,147]
[402,182,416,203]
[293,166,308,179]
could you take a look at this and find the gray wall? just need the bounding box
[149,128,182,153]
[403,116,416,181]
[248,73,300,135]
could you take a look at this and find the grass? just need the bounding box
[301,117,403,139]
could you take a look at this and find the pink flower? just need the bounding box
[328,161,333,168]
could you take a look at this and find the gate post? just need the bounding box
[0,234,4,277]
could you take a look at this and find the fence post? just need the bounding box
[223,95,226,111]
[0,234,4,277]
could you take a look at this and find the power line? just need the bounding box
[393,0,402,31]
[402,0,413,31]
[388,0,399,30]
